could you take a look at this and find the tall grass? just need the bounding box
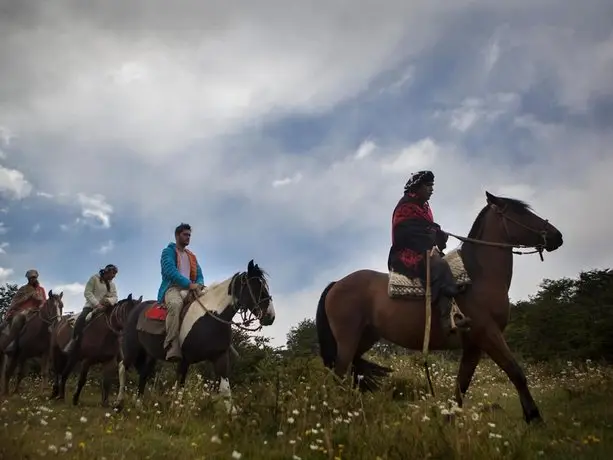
[1,354,612,459]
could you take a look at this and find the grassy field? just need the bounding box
[1,354,612,459]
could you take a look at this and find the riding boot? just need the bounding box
[438,296,456,336]
[63,309,89,354]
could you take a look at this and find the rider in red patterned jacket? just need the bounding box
[387,170,466,335]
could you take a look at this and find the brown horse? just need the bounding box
[49,294,142,406]
[0,291,64,395]
[316,191,564,424]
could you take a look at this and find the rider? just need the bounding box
[158,223,204,362]
[0,269,47,352]
[387,170,466,335]
[63,264,119,354]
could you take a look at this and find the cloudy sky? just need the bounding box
[1,0,612,347]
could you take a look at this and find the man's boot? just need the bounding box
[63,311,88,354]
[438,296,456,336]
[165,339,182,362]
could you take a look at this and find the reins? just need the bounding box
[193,272,269,332]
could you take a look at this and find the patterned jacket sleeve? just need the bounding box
[160,246,191,289]
[392,202,437,250]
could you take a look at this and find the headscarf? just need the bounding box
[25,269,39,279]
[404,170,434,194]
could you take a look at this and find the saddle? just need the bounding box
[387,248,472,299]
[136,289,201,336]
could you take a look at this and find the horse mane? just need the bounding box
[462,195,533,277]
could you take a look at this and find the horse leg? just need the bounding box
[479,327,541,424]
[137,356,157,401]
[100,360,116,407]
[57,353,80,402]
[176,360,189,388]
[454,338,482,408]
[40,350,50,395]
[72,359,92,406]
[3,354,19,396]
[213,351,236,416]
[50,347,66,400]
[12,356,27,394]
[0,353,8,396]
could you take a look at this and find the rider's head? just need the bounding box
[404,170,434,202]
[175,223,191,249]
[100,264,118,281]
[25,269,39,287]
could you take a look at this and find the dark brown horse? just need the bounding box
[114,260,275,413]
[49,294,142,406]
[316,191,564,424]
[0,291,64,395]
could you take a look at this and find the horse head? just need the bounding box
[485,191,563,253]
[234,259,275,326]
[45,290,64,322]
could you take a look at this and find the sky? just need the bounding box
[1,0,612,347]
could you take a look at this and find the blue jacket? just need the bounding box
[157,242,204,302]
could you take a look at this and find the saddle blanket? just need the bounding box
[136,301,193,336]
[388,248,472,299]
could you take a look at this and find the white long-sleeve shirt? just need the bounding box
[83,273,118,309]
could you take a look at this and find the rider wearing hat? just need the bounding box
[63,264,119,354]
[0,269,47,351]
[387,171,467,335]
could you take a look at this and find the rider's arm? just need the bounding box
[107,281,118,305]
[83,275,99,308]
[393,202,436,248]
[195,262,204,285]
[160,247,191,289]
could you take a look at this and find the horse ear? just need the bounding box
[485,191,498,205]
[127,293,133,301]
[137,295,143,302]
[48,289,53,297]
[59,291,63,299]
[247,259,254,272]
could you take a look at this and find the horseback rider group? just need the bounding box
[2,170,460,354]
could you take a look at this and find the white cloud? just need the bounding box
[381,138,438,173]
[272,173,303,188]
[50,282,86,315]
[1,1,612,346]
[0,267,14,283]
[0,242,8,254]
[0,165,33,199]
[354,140,377,159]
[97,240,114,254]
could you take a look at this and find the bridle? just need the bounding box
[39,296,63,325]
[195,271,272,332]
[446,203,550,261]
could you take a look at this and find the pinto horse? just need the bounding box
[316,191,564,424]
[49,294,143,406]
[114,260,275,413]
[0,291,64,395]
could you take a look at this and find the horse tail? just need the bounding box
[315,281,337,369]
[315,280,393,392]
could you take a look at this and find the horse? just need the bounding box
[315,191,564,424]
[114,259,275,413]
[0,291,64,395]
[49,294,143,406]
